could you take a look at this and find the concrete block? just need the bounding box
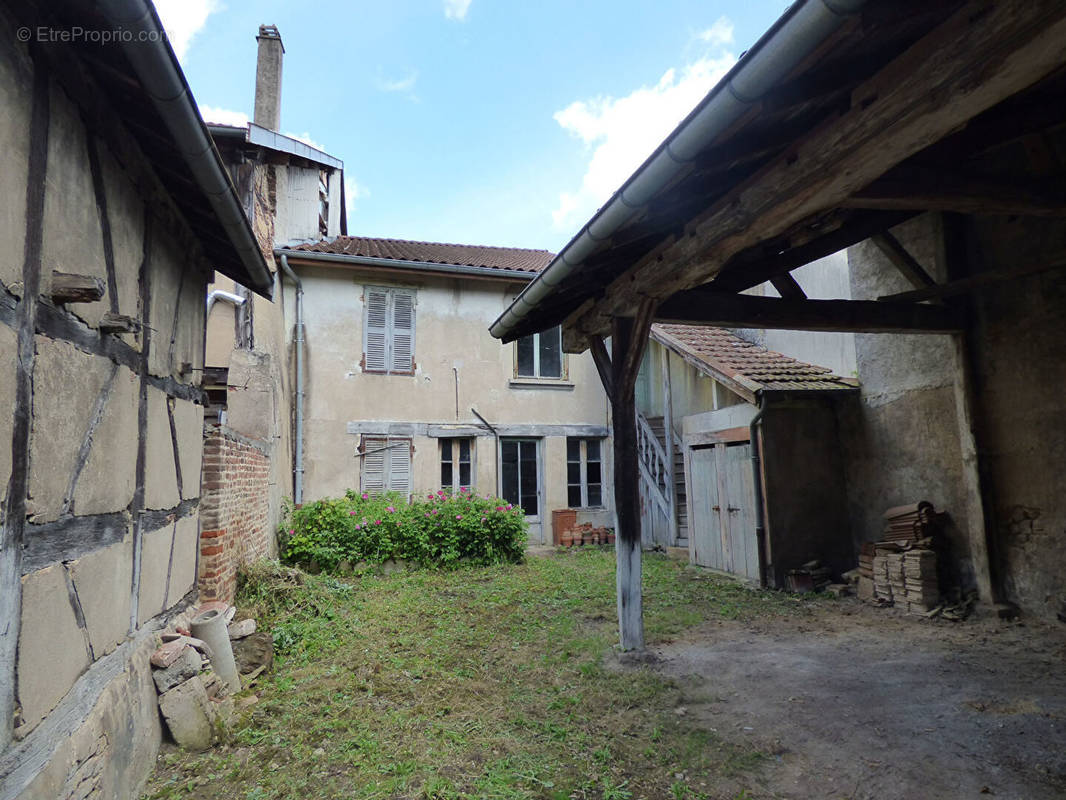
[226,349,276,442]
[165,513,199,609]
[28,337,113,522]
[228,618,256,639]
[157,674,213,751]
[41,84,109,328]
[72,365,138,516]
[0,324,16,509]
[172,398,204,500]
[17,564,91,733]
[144,386,179,510]
[152,646,202,693]
[137,523,172,625]
[0,30,32,291]
[68,533,133,658]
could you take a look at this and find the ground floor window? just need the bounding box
[567,437,604,508]
[360,436,412,497]
[500,437,539,517]
[440,437,473,493]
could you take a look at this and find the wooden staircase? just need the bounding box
[643,415,688,548]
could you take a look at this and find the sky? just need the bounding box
[155,0,791,253]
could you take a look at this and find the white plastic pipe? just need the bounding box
[190,608,241,693]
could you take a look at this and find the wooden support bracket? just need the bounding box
[50,271,105,304]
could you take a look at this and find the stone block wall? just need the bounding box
[198,426,274,603]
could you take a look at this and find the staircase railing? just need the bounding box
[636,411,671,520]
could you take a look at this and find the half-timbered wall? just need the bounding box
[0,13,211,798]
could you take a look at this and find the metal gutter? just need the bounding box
[276,249,539,283]
[98,0,275,299]
[489,0,867,342]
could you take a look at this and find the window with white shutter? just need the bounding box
[360,436,412,497]
[362,286,416,374]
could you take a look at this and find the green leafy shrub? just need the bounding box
[279,488,527,571]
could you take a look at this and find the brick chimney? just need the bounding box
[253,24,284,131]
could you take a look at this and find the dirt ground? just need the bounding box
[648,597,1066,800]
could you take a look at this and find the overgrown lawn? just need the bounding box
[143,549,810,800]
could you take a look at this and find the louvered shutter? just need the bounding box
[390,291,415,373]
[361,436,387,495]
[387,440,412,498]
[364,289,388,372]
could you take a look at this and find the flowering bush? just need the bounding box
[279,488,527,571]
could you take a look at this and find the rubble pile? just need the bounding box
[149,602,271,751]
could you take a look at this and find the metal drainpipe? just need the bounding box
[205,289,246,317]
[278,254,304,504]
[471,407,499,494]
[749,393,769,588]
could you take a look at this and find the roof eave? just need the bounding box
[276,248,540,282]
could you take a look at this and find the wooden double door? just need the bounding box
[687,441,761,582]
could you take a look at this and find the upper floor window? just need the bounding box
[516,326,563,379]
[363,287,415,374]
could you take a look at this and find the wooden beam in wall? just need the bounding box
[880,251,1066,303]
[656,292,964,333]
[568,0,1066,340]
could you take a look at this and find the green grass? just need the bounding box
[142,550,811,800]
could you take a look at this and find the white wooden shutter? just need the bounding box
[364,289,388,372]
[387,440,412,497]
[361,436,387,495]
[390,290,415,373]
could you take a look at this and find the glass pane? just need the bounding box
[458,439,470,461]
[567,462,581,484]
[567,438,579,460]
[539,327,561,378]
[517,336,534,377]
[522,492,538,517]
[587,484,602,507]
[459,461,471,488]
[568,486,582,507]
[441,438,452,460]
[586,462,601,484]
[501,441,519,504]
[441,462,453,489]
[587,439,600,460]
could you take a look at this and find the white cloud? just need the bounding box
[551,29,737,232]
[345,176,369,230]
[377,71,418,94]
[284,131,326,151]
[199,105,248,127]
[444,0,472,21]
[155,0,219,63]
[697,16,734,47]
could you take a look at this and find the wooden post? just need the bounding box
[610,300,656,651]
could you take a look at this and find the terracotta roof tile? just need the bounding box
[287,236,554,274]
[652,323,856,393]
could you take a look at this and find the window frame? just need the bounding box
[567,437,605,509]
[499,436,542,519]
[362,285,416,376]
[439,437,475,494]
[359,435,413,498]
[513,326,567,381]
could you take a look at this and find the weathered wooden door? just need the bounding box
[687,442,759,581]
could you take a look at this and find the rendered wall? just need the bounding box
[290,265,612,543]
[0,15,210,798]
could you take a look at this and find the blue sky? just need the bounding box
[156,0,791,252]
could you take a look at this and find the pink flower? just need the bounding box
[361,493,369,500]
[455,514,462,520]
[428,494,435,500]
[349,511,356,516]
[397,522,403,527]
[288,528,295,535]
[386,506,395,513]
[354,524,361,530]
[374,520,382,526]
[460,487,468,494]
[506,504,513,510]
[431,509,438,515]
[424,512,431,518]
[495,506,504,512]
[437,490,445,496]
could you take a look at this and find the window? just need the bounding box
[567,438,603,508]
[440,438,473,493]
[360,436,412,497]
[515,326,563,379]
[500,438,539,516]
[363,287,415,374]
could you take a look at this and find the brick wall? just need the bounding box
[198,425,273,603]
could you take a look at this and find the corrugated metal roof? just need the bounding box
[287,236,554,274]
[652,324,857,393]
